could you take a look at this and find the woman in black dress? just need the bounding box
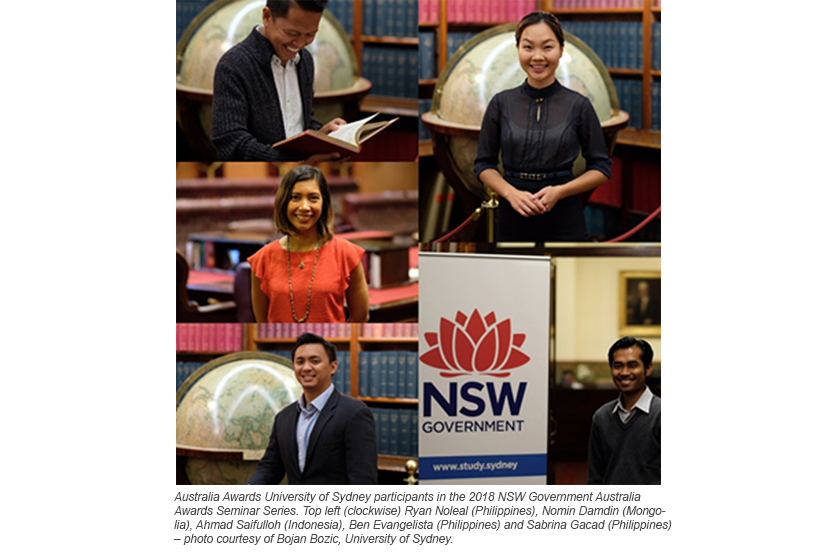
[475,11,612,242]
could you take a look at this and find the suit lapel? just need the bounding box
[284,404,304,480]
[303,389,340,472]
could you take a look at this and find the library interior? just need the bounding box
[176,0,661,486]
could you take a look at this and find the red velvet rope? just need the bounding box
[604,206,661,243]
[431,213,478,244]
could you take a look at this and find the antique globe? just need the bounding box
[422,24,629,228]
[176,0,370,159]
[176,352,301,485]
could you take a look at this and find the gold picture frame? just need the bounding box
[619,271,661,337]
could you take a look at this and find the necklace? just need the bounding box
[286,237,320,323]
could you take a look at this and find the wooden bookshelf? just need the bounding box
[353,0,420,118]
[176,322,419,474]
[542,0,662,145]
[244,323,420,468]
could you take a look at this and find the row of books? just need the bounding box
[176,0,215,42]
[359,351,418,399]
[551,0,650,8]
[369,406,418,457]
[363,0,419,38]
[609,78,662,132]
[254,323,420,340]
[562,21,645,70]
[359,322,420,339]
[586,154,660,214]
[421,25,659,81]
[185,239,246,271]
[420,0,538,24]
[613,77,644,129]
[628,157,661,213]
[364,46,419,99]
[176,361,206,391]
[256,323,355,340]
[445,31,475,60]
[327,0,355,37]
[177,350,419,400]
[588,155,622,208]
[176,323,243,353]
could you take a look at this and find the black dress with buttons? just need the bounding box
[475,80,612,241]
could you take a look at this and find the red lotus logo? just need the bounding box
[420,310,530,378]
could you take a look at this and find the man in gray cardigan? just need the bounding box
[211,0,345,161]
[587,337,661,485]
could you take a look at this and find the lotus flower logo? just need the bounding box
[420,310,530,378]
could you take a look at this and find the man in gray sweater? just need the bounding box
[211,0,345,161]
[587,337,661,484]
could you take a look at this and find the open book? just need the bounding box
[272,113,399,158]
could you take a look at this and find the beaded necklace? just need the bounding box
[285,237,320,323]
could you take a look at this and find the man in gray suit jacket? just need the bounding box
[247,332,378,485]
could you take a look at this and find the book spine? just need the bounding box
[388,409,399,457]
[406,352,418,398]
[397,352,407,399]
[386,0,396,36]
[410,409,418,456]
[407,49,418,98]
[363,0,375,35]
[399,409,410,456]
[386,351,398,398]
[370,353,381,398]
[360,352,370,396]
[652,21,661,71]
[373,407,388,455]
[651,81,660,131]
[407,0,418,37]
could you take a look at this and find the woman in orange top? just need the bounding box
[248,165,369,323]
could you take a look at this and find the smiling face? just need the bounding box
[610,346,653,402]
[286,179,323,237]
[294,342,337,401]
[261,4,321,63]
[517,22,563,89]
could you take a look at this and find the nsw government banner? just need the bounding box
[418,253,550,484]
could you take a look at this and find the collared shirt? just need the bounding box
[270,51,305,139]
[612,386,654,424]
[296,384,334,472]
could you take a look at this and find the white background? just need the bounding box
[2,1,838,558]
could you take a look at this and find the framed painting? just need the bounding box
[619,271,661,336]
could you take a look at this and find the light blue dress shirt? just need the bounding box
[296,384,335,472]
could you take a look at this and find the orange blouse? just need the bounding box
[248,237,365,323]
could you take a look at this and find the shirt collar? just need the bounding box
[612,386,654,415]
[272,52,301,67]
[521,79,562,99]
[298,383,334,414]
[251,26,301,67]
